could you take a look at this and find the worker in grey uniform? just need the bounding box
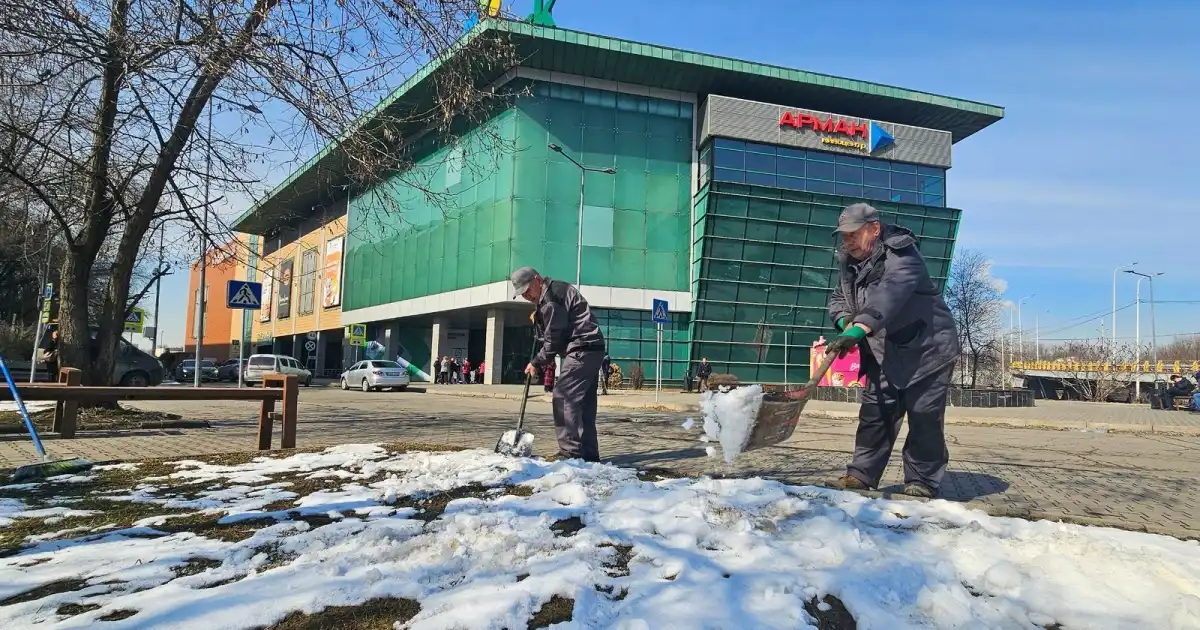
[825,203,960,498]
[510,266,606,462]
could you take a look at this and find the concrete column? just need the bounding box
[384,322,398,360]
[483,309,505,385]
[430,316,450,377]
[313,330,326,377]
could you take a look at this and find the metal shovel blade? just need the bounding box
[495,429,535,458]
[742,393,810,452]
[741,350,838,453]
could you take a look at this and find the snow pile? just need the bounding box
[1,498,98,528]
[699,385,765,464]
[1,447,1199,630]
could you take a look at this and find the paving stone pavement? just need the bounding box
[1,389,1196,540]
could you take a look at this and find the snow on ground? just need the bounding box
[700,385,764,463]
[0,445,1198,630]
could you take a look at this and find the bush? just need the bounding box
[707,373,740,389]
[0,322,37,359]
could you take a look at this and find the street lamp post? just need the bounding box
[1112,262,1136,355]
[1017,294,1035,362]
[548,144,616,288]
[194,105,213,388]
[1125,269,1163,401]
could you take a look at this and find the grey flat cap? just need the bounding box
[833,203,881,234]
[510,266,539,299]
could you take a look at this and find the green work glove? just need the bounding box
[828,325,867,358]
[835,317,848,332]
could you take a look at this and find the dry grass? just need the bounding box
[265,597,420,630]
[56,602,102,617]
[98,609,139,621]
[0,579,90,606]
[527,596,574,629]
[0,405,183,433]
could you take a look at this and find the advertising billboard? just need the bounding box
[277,258,294,319]
[323,235,344,308]
[259,268,273,322]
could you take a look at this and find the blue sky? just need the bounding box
[156,0,1199,347]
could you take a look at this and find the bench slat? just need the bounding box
[0,386,282,402]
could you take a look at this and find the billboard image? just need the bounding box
[259,268,273,322]
[277,258,294,319]
[323,235,344,308]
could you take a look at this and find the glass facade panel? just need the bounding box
[344,79,692,310]
[706,138,947,208]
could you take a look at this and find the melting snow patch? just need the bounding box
[0,447,1197,630]
[699,385,764,463]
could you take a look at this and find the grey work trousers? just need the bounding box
[846,362,954,490]
[552,349,604,462]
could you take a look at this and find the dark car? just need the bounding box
[217,359,244,382]
[177,360,219,382]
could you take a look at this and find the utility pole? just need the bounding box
[1017,294,1035,362]
[547,144,615,291]
[1112,262,1136,356]
[193,105,212,388]
[151,223,166,356]
[1125,269,1164,400]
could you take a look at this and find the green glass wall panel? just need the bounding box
[691,183,961,384]
[593,307,690,382]
[345,79,694,312]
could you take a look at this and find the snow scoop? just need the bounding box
[495,342,539,458]
[0,355,93,482]
[741,349,839,453]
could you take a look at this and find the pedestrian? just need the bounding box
[439,356,450,385]
[477,361,485,384]
[1156,374,1195,410]
[824,203,960,499]
[39,325,59,382]
[600,354,611,395]
[696,357,712,392]
[510,266,606,462]
[462,358,473,384]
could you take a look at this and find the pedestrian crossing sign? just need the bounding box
[226,280,263,310]
[124,307,146,334]
[652,298,669,325]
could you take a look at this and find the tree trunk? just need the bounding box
[56,253,94,383]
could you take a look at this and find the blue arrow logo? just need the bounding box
[869,121,894,153]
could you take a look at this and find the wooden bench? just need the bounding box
[1,369,298,450]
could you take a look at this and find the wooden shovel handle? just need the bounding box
[781,351,840,401]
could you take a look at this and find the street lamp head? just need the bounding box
[548,143,563,153]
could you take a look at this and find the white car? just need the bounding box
[341,360,411,392]
[244,354,313,387]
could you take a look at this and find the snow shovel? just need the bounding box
[741,349,839,453]
[495,343,539,458]
[1,355,93,482]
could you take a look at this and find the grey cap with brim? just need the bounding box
[833,202,881,234]
[510,266,539,299]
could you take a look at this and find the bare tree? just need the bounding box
[944,249,1004,388]
[1043,336,1142,402]
[0,0,517,384]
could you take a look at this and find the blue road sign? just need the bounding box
[652,298,669,325]
[227,280,263,310]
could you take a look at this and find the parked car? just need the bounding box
[341,360,411,392]
[177,359,219,382]
[244,354,312,387]
[36,331,165,386]
[217,359,244,382]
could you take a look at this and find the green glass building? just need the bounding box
[232,21,1003,385]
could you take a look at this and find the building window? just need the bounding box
[298,249,318,316]
[705,138,947,207]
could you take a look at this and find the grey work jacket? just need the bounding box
[532,278,606,368]
[827,225,960,388]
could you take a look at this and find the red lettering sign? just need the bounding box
[779,111,868,138]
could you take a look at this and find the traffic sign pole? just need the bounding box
[655,323,662,402]
[650,298,669,401]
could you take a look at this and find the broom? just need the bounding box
[0,355,93,482]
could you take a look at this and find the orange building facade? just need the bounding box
[244,208,347,376]
[184,242,241,361]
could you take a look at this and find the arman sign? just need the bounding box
[778,111,895,153]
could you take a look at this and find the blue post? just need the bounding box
[0,355,48,460]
